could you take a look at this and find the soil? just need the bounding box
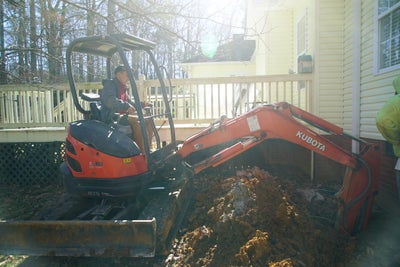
[166,166,350,267]
[1,165,400,267]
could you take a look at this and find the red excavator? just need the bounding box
[0,34,380,257]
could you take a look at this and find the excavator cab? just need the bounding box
[61,33,177,198]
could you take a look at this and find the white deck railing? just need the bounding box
[0,74,313,129]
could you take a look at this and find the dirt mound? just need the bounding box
[166,166,354,267]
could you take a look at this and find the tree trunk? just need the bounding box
[0,0,6,84]
[17,5,26,82]
[29,0,37,81]
[44,0,65,82]
[86,0,95,82]
[107,0,116,34]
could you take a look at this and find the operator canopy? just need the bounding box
[68,33,156,57]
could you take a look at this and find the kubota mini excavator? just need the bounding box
[0,34,380,258]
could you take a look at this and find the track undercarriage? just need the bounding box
[0,164,192,257]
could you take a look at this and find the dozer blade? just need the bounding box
[0,219,156,257]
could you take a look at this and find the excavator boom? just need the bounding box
[176,102,380,234]
[178,102,360,169]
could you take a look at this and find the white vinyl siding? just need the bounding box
[313,0,344,126]
[341,0,400,139]
[359,0,400,139]
[343,0,354,133]
[361,1,385,139]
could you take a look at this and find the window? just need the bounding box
[377,0,400,71]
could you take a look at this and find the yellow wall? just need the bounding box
[246,0,346,125]
[181,61,256,78]
[246,2,294,75]
[259,9,294,75]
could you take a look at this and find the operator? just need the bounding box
[376,76,400,199]
[100,65,150,153]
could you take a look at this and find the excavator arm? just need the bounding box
[176,102,380,234]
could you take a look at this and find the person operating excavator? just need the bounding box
[100,65,151,153]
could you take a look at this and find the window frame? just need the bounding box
[374,0,400,74]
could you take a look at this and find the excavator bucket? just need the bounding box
[0,219,156,257]
[336,143,381,234]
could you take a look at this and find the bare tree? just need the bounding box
[17,3,27,81]
[107,0,116,34]
[0,0,6,83]
[86,0,95,81]
[29,0,37,80]
[0,0,245,83]
[41,0,66,82]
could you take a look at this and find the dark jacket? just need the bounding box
[100,79,133,122]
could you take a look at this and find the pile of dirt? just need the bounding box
[165,166,354,267]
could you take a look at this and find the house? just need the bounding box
[246,0,400,141]
[246,0,400,203]
[180,35,258,118]
[180,34,256,77]
[183,0,400,203]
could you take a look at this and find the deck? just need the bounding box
[0,74,313,142]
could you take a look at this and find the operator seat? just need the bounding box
[80,83,139,146]
[80,92,103,121]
